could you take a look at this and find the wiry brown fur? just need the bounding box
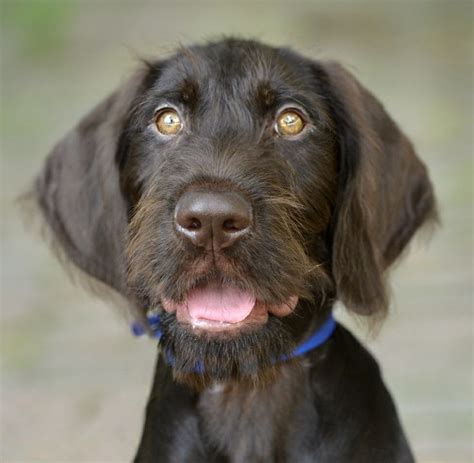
[31,38,436,462]
[32,39,437,381]
[198,360,308,460]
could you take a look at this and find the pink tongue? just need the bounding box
[186,286,256,324]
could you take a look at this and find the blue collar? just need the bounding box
[131,312,336,367]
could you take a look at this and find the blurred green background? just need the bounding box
[1,1,472,462]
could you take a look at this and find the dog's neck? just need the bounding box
[133,312,336,372]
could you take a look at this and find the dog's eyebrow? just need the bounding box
[144,79,198,113]
[256,82,318,118]
[257,82,277,108]
[180,79,198,106]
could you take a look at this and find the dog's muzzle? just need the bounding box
[163,189,298,331]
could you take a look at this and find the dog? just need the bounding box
[33,38,436,462]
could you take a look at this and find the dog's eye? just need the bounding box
[155,109,183,136]
[275,110,305,137]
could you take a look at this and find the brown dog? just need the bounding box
[33,39,436,462]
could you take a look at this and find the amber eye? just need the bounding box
[155,108,182,136]
[275,110,305,136]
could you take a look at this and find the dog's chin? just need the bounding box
[159,309,296,390]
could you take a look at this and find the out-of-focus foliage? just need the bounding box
[3,1,74,57]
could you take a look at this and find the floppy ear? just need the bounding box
[34,67,151,295]
[315,62,437,316]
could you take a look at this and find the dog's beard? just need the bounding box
[159,312,295,388]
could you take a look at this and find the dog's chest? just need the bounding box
[197,365,309,462]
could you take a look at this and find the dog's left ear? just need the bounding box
[34,67,152,295]
[315,62,437,316]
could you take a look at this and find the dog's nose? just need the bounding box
[175,191,252,250]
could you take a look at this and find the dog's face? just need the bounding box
[34,39,436,385]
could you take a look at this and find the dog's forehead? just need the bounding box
[154,40,316,103]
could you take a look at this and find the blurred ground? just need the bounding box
[1,1,472,462]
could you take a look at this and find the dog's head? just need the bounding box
[34,39,436,385]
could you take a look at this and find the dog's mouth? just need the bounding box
[162,282,298,332]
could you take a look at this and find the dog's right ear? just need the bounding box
[34,66,155,294]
